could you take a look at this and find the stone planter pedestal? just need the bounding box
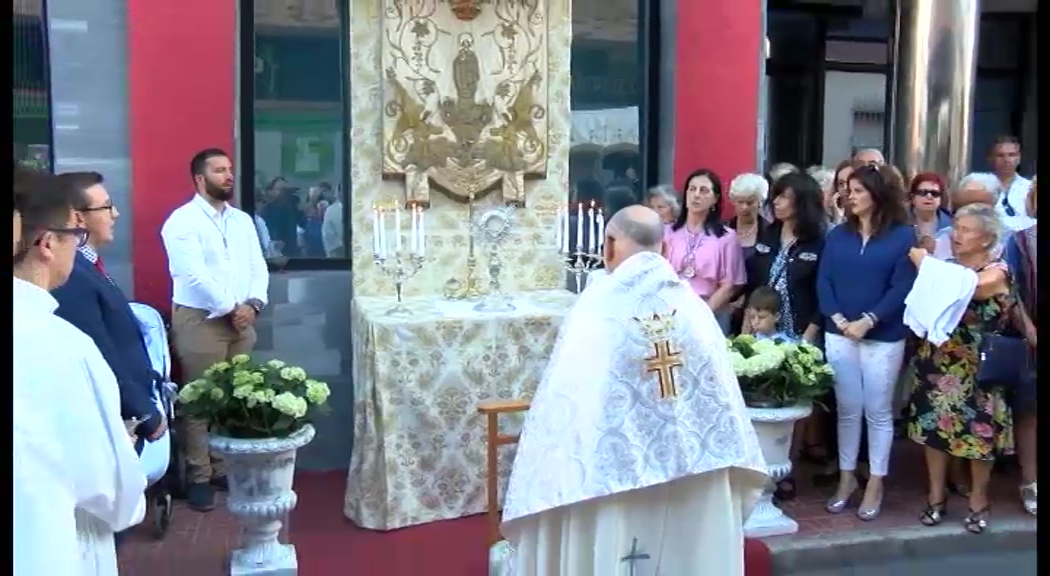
[209,424,316,576]
[744,403,812,539]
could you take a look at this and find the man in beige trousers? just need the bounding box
[161,148,270,511]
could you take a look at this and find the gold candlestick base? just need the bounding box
[443,254,484,300]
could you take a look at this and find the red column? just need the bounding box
[673,0,763,215]
[127,0,236,310]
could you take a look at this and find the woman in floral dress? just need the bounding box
[907,204,1034,534]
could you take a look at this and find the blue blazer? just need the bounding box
[52,253,163,437]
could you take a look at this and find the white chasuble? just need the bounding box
[13,278,147,576]
[501,252,768,576]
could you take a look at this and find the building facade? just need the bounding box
[15,0,1036,470]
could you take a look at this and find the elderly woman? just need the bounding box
[818,165,916,521]
[768,162,799,183]
[1003,176,1038,516]
[908,203,1035,533]
[724,173,769,334]
[665,168,746,328]
[909,173,953,252]
[726,173,769,257]
[933,173,1000,259]
[644,184,680,225]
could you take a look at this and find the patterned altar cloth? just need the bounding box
[344,290,576,530]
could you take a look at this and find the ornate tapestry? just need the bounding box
[348,0,570,297]
[381,1,550,207]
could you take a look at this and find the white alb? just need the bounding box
[13,278,147,576]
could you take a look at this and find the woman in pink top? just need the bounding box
[665,168,747,320]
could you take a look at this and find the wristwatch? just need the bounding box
[246,298,265,314]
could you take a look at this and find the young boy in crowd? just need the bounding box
[745,286,795,342]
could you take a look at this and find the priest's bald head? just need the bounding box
[603,205,664,272]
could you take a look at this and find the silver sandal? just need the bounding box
[1020,482,1037,516]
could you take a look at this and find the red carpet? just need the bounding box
[122,471,771,575]
[293,473,771,575]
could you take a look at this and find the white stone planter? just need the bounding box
[743,403,812,539]
[209,424,316,576]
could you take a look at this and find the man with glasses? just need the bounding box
[52,172,168,464]
[14,166,146,575]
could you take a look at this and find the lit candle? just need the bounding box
[575,202,583,252]
[587,201,596,254]
[372,208,380,255]
[413,204,422,253]
[394,204,402,252]
[377,209,387,258]
[409,204,418,254]
[561,206,570,254]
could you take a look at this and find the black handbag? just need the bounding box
[975,333,1029,391]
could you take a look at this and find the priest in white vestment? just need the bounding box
[501,206,769,576]
[13,167,147,576]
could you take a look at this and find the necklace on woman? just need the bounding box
[737,219,758,240]
[680,228,705,279]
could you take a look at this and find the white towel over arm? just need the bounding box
[903,257,978,346]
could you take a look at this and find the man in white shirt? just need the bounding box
[988,136,1036,232]
[322,197,345,258]
[161,148,270,511]
[14,166,147,575]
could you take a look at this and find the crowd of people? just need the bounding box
[14,148,271,575]
[594,137,1037,533]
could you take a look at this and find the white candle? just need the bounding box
[596,212,605,254]
[561,207,570,254]
[409,205,418,254]
[575,203,583,251]
[587,202,596,254]
[413,204,422,253]
[394,205,402,252]
[377,210,387,258]
[372,209,380,255]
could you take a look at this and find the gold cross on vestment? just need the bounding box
[644,340,683,399]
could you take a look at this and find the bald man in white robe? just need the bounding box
[500,206,768,576]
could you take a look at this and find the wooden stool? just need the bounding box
[476,399,531,548]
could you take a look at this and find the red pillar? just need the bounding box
[127,0,236,310]
[673,0,763,214]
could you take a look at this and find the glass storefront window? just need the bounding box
[13,2,53,172]
[570,0,645,202]
[243,0,349,262]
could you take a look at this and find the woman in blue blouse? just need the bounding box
[817,165,917,521]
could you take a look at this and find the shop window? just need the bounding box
[13,1,53,171]
[240,0,349,266]
[570,0,649,201]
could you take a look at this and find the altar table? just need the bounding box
[344,290,576,530]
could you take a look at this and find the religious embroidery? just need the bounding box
[634,311,684,399]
